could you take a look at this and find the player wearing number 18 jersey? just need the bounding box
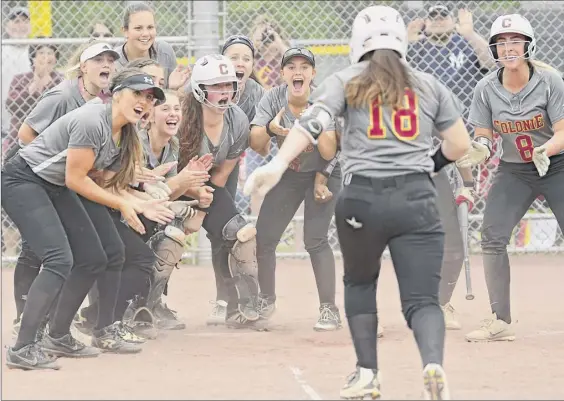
[457,14,564,342]
[244,6,471,399]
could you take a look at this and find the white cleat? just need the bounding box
[423,363,450,400]
[206,300,227,326]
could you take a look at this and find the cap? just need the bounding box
[427,5,452,19]
[221,35,255,57]
[8,7,30,20]
[281,47,315,68]
[80,42,120,63]
[111,74,166,104]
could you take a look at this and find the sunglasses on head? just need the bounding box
[92,32,113,38]
[428,7,450,19]
[282,48,315,66]
[223,35,255,55]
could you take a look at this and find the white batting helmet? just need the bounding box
[349,5,408,64]
[190,54,239,108]
[488,14,536,61]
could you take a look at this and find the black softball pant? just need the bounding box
[2,155,125,347]
[256,169,341,305]
[209,164,239,303]
[334,172,445,370]
[481,153,564,324]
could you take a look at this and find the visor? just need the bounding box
[80,43,120,63]
[111,74,166,104]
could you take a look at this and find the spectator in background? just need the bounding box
[2,7,31,139]
[249,15,290,90]
[3,38,63,157]
[89,21,114,38]
[407,4,495,112]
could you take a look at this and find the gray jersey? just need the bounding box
[114,40,177,88]
[310,61,461,178]
[139,129,179,178]
[237,79,266,123]
[199,105,249,167]
[20,103,121,186]
[468,68,564,163]
[24,79,85,135]
[251,84,334,172]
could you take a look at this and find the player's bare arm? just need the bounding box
[17,122,38,145]
[317,129,338,160]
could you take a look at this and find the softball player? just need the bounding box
[245,6,472,399]
[176,54,262,329]
[77,59,197,334]
[2,68,172,370]
[202,35,267,324]
[114,1,190,90]
[249,48,342,331]
[457,14,564,342]
[9,40,120,337]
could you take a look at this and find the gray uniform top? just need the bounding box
[237,79,266,123]
[468,67,564,163]
[251,84,335,173]
[114,40,177,88]
[199,105,249,167]
[139,129,179,178]
[24,79,85,135]
[20,103,121,186]
[310,61,462,179]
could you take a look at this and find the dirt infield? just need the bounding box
[2,254,564,400]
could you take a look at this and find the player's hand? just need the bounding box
[313,172,333,204]
[455,141,491,168]
[407,18,426,42]
[456,9,475,39]
[268,108,290,136]
[455,187,475,211]
[139,198,176,225]
[178,167,210,188]
[119,200,146,235]
[152,161,178,177]
[243,157,287,197]
[168,65,191,90]
[134,165,166,184]
[188,153,214,172]
[197,185,215,208]
[144,181,172,200]
[532,145,550,177]
[168,200,199,219]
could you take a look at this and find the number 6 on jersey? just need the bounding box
[367,88,420,141]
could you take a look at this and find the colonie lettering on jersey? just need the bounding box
[493,114,545,135]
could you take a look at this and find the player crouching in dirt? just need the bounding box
[75,90,212,338]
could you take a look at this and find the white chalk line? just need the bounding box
[522,330,564,339]
[289,366,323,400]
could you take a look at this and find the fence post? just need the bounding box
[191,0,220,60]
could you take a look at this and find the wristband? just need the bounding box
[431,146,455,173]
[463,180,474,188]
[321,151,340,178]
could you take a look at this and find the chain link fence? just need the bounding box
[2,0,563,264]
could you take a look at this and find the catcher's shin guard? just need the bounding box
[224,215,259,321]
[146,225,186,310]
